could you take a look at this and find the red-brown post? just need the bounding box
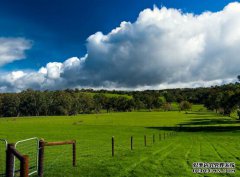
[20,155,29,177]
[6,144,14,177]
[112,136,114,157]
[131,136,133,150]
[72,140,76,167]
[144,135,146,147]
[38,139,45,177]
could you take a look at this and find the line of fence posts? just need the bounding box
[111,131,177,157]
[5,132,176,176]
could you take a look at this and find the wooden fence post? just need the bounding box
[131,136,133,150]
[112,136,114,157]
[144,135,146,147]
[38,139,45,177]
[6,144,14,177]
[73,140,76,167]
[21,155,29,177]
[42,139,77,172]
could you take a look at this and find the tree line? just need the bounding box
[0,89,165,117]
[1,77,240,118]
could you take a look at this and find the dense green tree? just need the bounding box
[93,93,107,113]
[113,96,133,112]
[49,91,73,115]
[219,91,234,116]
[204,91,223,113]
[19,89,48,116]
[78,93,94,113]
[0,94,20,117]
[163,91,175,103]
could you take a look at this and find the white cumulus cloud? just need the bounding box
[0,37,31,66]
[1,2,240,92]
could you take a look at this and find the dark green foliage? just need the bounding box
[0,93,20,117]
[93,93,108,113]
[237,109,240,120]
[163,91,175,103]
[132,92,163,111]
[1,79,240,117]
[49,91,74,115]
[19,89,48,116]
[78,93,94,113]
[203,89,237,116]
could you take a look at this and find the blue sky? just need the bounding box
[0,0,240,91]
[0,0,237,70]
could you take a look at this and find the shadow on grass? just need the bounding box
[181,118,239,126]
[146,126,240,132]
[185,112,215,115]
[147,112,240,132]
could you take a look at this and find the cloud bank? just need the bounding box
[0,38,31,66]
[1,2,240,92]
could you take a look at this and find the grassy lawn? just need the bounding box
[0,109,240,176]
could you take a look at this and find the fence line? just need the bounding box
[1,131,177,176]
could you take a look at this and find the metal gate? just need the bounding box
[0,139,7,177]
[14,138,39,176]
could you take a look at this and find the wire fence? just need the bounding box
[41,132,175,176]
[0,131,177,177]
[14,138,39,177]
[41,141,76,177]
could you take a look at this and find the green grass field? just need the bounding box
[0,107,240,177]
